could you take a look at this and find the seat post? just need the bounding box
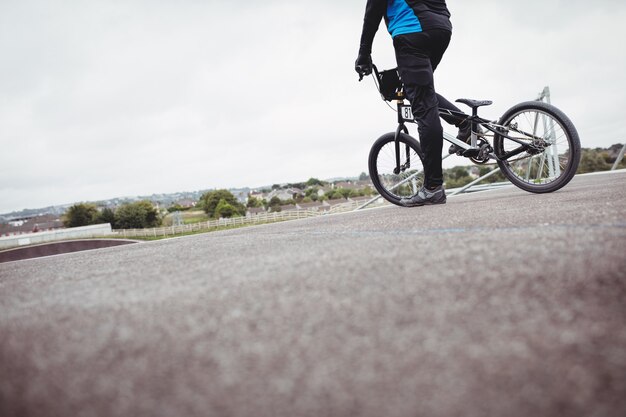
[470,107,478,147]
[454,98,492,148]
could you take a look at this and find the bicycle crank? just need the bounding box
[461,139,492,164]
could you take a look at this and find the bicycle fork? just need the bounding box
[393,98,414,174]
[394,123,410,174]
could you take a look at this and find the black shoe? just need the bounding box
[448,122,483,155]
[399,185,447,207]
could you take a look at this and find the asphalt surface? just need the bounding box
[1,171,625,417]
[0,239,139,263]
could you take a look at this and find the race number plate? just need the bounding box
[399,105,413,122]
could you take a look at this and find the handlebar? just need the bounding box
[356,64,379,82]
[359,63,407,103]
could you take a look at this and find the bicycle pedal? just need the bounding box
[461,147,481,158]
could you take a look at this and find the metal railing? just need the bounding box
[612,143,626,170]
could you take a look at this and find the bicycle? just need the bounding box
[360,65,581,206]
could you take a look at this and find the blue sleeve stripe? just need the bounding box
[387,0,422,37]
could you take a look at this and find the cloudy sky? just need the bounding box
[1,0,625,213]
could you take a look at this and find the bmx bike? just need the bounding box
[362,65,581,206]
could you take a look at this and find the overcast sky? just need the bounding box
[1,0,625,213]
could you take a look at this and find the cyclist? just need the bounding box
[355,0,469,206]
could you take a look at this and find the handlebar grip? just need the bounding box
[356,63,378,82]
[356,65,371,82]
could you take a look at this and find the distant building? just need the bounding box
[317,186,333,197]
[246,207,266,217]
[0,214,64,237]
[249,191,265,201]
[266,188,304,202]
[333,181,359,190]
[278,204,299,212]
[229,188,250,205]
[173,199,197,209]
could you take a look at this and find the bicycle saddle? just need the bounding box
[456,98,493,108]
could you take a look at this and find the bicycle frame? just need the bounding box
[369,65,549,174]
[396,98,546,165]
[393,100,482,160]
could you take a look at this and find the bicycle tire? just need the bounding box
[493,101,581,193]
[368,132,425,206]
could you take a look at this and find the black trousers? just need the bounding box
[393,29,464,188]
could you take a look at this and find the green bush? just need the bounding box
[577,149,611,174]
[97,207,116,227]
[214,198,238,218]
[167,204,192,213]
[63,203,99,228]
[247,196,263,208]
[115,201,161,229]
[200,190,246,219]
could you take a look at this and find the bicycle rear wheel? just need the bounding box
[493,101,581,193]
[368,132,425,206]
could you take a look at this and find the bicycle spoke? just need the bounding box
[497,108,572,186]
[372,137,424,200]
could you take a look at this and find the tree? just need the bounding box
[305,187,319,201]
[325,190,345,200]
[97,207,116,227]
[444,166,472,188]
[450,166,470,180]
[200,190,246,218]
[287,182,306,190]
[338,188,354,199]
[306,177,324,187]
[268,196,282,212]
[247,196,263,208]
[577,149,611,174]
[167,204,190,213]
[478,166,506,183]
[606,144,626,169]
[114,201,161,229]
[359,172,370,181]
[63,203,99,228]
[214,198,238,218]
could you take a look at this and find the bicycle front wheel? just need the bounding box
[368,132,425,206]
[493,101,581,193]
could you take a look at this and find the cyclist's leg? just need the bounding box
[437,93,467,126]
[428,32,469,128]
[411,84,444,188]
[393,32,445,188]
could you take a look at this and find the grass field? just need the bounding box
[162,210,209,226]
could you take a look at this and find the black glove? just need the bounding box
[355,53,372,79]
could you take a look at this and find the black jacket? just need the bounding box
[359,0,451,54]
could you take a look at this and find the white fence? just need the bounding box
[113,200,379,238]
[0,224,114,250]
[0,200,383,247]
